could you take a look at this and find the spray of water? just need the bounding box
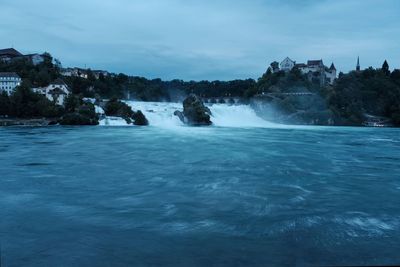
[99,101,283,128]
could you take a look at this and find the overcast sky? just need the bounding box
[1,0,399,80]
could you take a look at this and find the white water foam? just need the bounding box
[126,101,184,128]
[99,116,129,126]
[120,101,279,129]
[209,104,279,128]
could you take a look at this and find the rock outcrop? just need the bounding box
[132,110,149,126]
[59,113,99,125]
[105,98,149,126]
[175,94,212,126]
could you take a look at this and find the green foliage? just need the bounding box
[59,96,99,125]
[124,78,256,101]
[64,94,81,113]
[382,60,390,76]
[0,91,11,116]
[6,83,63,118]
[246,67,313,98]
[59,112,98,125]
[0,53,255,102]
[2,50,400,127]
[251,62,400,126]
[0,53,59,87]
[105,98,134,118]
[104,98,148,125]
[328,68,400,125]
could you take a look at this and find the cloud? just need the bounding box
[0,0,399,80]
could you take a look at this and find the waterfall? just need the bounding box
[208,104,277,128]
[99,101,277,128]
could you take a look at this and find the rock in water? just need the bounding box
[174,110,186,124]
[176,94,212,126]
[133,110,149,126]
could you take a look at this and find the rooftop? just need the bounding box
[51,78,68,86]
[295,63,307,68]
[0,72,21,78]
[48,87,67,95]
[307,60,324,66]
[0,48,23,57]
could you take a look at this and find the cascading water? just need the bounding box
[208,104,278,128]
[99,101,278,128]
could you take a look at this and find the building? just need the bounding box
[25,54,46,65]
[280,57,296,72]
[60,68,74,77]
[33,79,70,106]
[0,48,23,63]
[92,70,109,79]
[325,63,337,85]
[356,56,361,72]
[0,48,48,65]
[60,67,88,79]
[277,57,337,85]
[0,72,22,95]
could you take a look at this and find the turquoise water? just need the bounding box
[1,125,400,266]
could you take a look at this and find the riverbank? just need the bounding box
[1,101,397,128]
[0,118,56,127]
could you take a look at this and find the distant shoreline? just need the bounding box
[0,114,396,128]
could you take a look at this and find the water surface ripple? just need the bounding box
[1,126,400,266]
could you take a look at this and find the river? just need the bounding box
[1,102,400,266]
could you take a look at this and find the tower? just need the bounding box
[356,56,360,72]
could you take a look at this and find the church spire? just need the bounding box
[356,56,360,72]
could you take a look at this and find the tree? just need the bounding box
[87,69,96,82]
[64,94,81,113]
[270,61,279,73]
[390,69,400,85]
[382,60,390,75]
[0,92,11,116]
[9,83,62,118]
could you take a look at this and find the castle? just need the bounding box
[271,57,337,86]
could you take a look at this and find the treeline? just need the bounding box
[247,67,334,125]
[65,73,256,101]
[2,52,400,126]
[0,53,256,101]
[0,84,99,125]
[246,61,400,126]
[0,53,60,88]
[0,84,63,118]
[328,62,400,125]
[244,67,321,97]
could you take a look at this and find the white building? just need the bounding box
[325,63,337,85]
[33,79,70,106]
[280,57,296,72]
[0,72,22,95]
[60,67,88,79]
[92,70,109,79]
[60,68,74,77]
[294,59,337,85]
